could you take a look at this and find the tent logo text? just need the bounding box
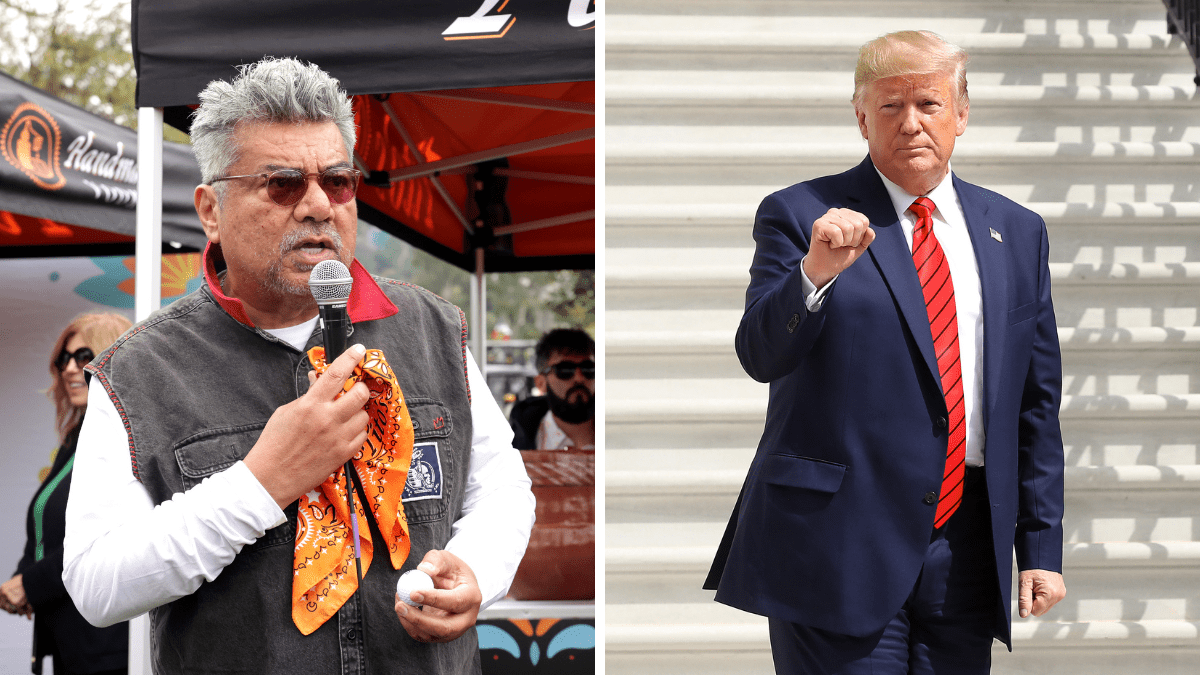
[63,132,139,186]
[443,0,595,40]
[1,102,66,191]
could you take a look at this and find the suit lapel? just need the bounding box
[851,159,941,390]
[953,175,1007,427]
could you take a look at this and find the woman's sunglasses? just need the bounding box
[209,167,362,207]
[541,360,595,380]
[56,347,95,371]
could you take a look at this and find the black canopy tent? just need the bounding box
[131,0,595,273]
[0,71,205,258]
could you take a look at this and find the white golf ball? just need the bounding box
[396,569,434,607]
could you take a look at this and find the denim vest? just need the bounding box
[92,278,478,675]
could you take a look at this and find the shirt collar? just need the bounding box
[202,241,398,328]
[535,409,596,452]
[874,163,958,223]
[536,410,571,450]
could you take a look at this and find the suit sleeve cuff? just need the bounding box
[799,255,837,312]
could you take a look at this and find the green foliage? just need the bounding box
[0,0,188,142]
[1,0,134,124]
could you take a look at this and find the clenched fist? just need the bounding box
[804,208,876,287]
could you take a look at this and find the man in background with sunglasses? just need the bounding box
[510,329,595,452]
[62,57,534,675]
[506,329,594,604]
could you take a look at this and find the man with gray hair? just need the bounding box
[705,31,1066,673]
[62,57,534,674]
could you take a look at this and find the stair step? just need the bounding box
[608,81,1200,107]
[606,306,1200,337]
[607,328,1200,354]
[606,200,1200,225]
[605,397,1200,452]
[605,419,1199,457]
[607,484,1200,533]
[606,21,1185,49]
[605,602,1200,648]
[606,392,1200,419]
[605,465,1200,495]
[605,440,1200,470]
[607,287,1200,334]
[606,259,1200,286]
[607,567,1200,622]
[607,542,1200,573]
[607,138,1200,164]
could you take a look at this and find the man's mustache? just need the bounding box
[279,221,344,256]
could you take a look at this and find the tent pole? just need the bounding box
[494,210,595,236]
[472,247,486,377]
[376,99,475,236]
[135,107,163,320]
[130,107,163,674]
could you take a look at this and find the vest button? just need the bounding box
[923,492,937,505]
[937,417,948,430]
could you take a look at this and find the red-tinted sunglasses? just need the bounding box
[209,167,361,207]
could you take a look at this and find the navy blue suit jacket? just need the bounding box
[704,156,1065,647]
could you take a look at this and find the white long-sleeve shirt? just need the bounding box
[62,337,534,627]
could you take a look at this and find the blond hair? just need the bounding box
[853,30,969,110]
[48,312,132,441]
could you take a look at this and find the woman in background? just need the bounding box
[1,312,132,675]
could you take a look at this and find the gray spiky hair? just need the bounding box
[190,57,357,186]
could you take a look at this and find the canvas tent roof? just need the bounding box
[0,71,206,258]
[131,0,595,272]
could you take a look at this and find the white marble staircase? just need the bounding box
[605,0,1200,672]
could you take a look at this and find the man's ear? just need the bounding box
[955,101,970,137]
[855,106,869,140]
[195,184,221,244]
[534,373,547,396]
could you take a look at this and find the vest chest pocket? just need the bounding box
[403,398,454,524]
[174,423,266,490]
[407,397,453,440]
[173,423,294,552]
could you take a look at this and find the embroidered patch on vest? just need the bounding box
[402,442,443,502]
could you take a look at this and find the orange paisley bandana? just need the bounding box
[292,347,414,635]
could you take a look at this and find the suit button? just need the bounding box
[923,492,937,505]
[786,314,800,333]
[937,417,948,430]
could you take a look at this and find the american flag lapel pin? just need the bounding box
[989,228,1003,243]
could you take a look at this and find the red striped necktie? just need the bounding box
[909,197,965,528]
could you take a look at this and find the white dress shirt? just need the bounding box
[799,166,987,465]
[62,324,534,627]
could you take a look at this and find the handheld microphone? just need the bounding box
[309,260,372,658]
[308,260,353,360]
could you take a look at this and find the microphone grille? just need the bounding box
[308,260,353,304]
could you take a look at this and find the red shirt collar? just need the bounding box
[203,242,398,328]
